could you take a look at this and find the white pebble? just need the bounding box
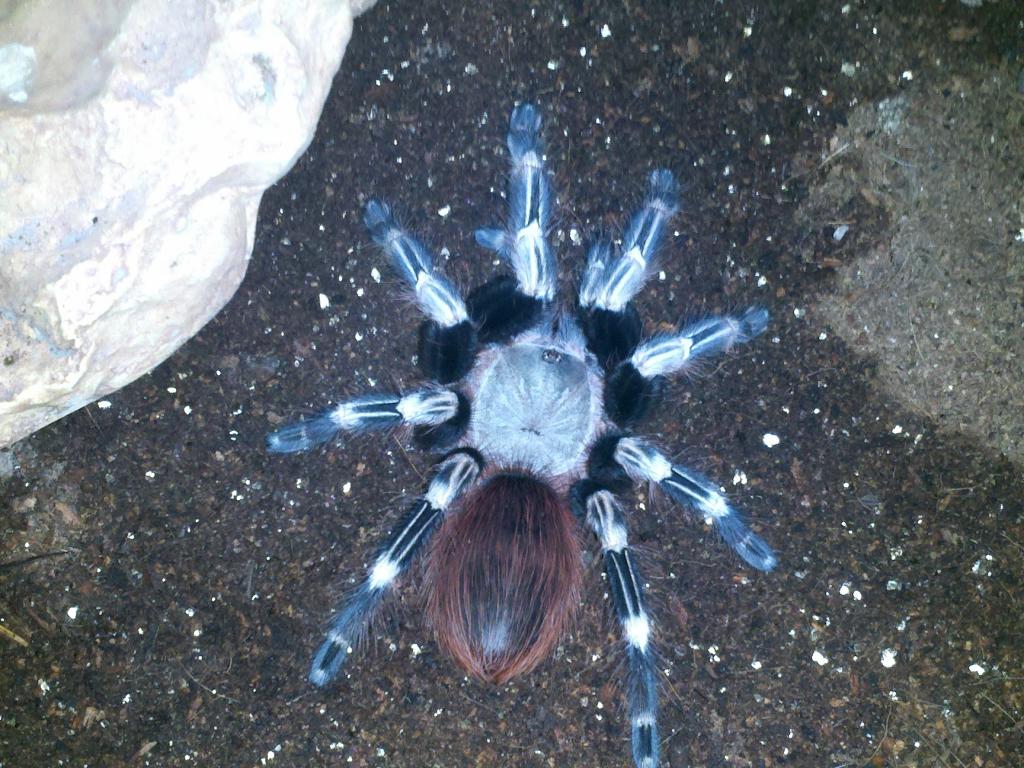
[762,433,781,448]
[67,606,78,620]
[437,205,451,217]
[97,400,112,409]
[969,663,986,676]
[370,267,382,283]
[891,425,903,434]
[833,224,849,241]
[881,648,897,668]
[812,650,829,666]
[318,293,330,310]
[600,23,611,38]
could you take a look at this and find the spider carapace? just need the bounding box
[267,103,776,768]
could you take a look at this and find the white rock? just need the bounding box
[0,0,377,447]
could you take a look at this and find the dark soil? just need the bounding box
[3,2,1022,767]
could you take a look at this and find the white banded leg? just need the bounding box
[614,437,777,571]
[475,103,557,302]
[309,449,483,686]
[630,307,769,379]
[584,489,659,768]
[579,169,678,312]
[267,389,459,453]
[364,200,468,328]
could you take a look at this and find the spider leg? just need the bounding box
[605,307,769,426]
[475,103,557,303]
[580,485,660,768]
[266,389,462,454]
[309,448,483,686]
[580,169,679,314]
[578,170,678,369]
[364,200,477,382]
[465,274,543,344]
[613,436,777,571]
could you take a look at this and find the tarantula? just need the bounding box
[266,103,776,768]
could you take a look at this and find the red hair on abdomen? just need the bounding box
[425,472,581,684]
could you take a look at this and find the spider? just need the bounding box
[266,103,776,768]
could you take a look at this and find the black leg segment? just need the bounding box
[605,361,665,427]
[418,319,477,383]
[579,303,643,369]
[466,275,544,344]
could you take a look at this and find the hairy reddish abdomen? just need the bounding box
[425,473,581,684]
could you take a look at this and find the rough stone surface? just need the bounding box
[0,0,376,447]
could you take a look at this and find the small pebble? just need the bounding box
[762,433,781,448]
[833,224,849,242]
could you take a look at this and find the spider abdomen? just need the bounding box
[425,472,581,684]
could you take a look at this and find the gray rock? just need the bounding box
[0,0,376,447]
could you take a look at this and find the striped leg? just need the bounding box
[309,448,483,686]
[605,307,769,426]
[630,308,769,379]
[475,103,557,303]
[613,437,777,571]
[582,487,659,768]
[579,169,679,314]
[364,200,476,382]
[578,170,678,370]
[266,389,462,454]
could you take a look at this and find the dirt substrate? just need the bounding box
[2,2,1022,767]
